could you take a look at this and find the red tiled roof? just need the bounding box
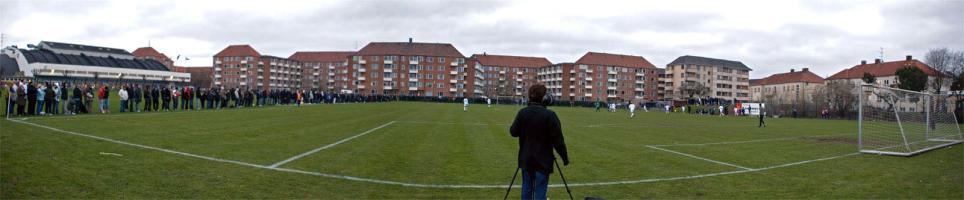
[288,51,354,63]
[214,45,261,57]
[749,79,763,86]
[132,47,171,60]
[827,59,940,80]
[356,42,464,58]
[470,54,552,68]
[755,69,824,85]
[575,52,656,69]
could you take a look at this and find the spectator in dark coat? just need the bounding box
[509,84,569,200]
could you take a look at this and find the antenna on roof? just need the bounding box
[879,47,884,61]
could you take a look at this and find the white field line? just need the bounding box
[395,121,510,126]
[650,133,855,147]
[267,121,396,168]
[646,145,754,170]
[6,118,861,189]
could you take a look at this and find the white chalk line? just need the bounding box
[650,133,855,147]
[6,118,860,189]
[646,145,754,170]
[267,121,396,168]
[395,121,510,126]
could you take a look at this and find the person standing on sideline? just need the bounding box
[758,103,766,127]
[718,105,724,117]
[118,86,129,113]
[509,84,570,200]
[36,83,46,115]
[59,83,68,115]
[462,97,469,112]
[629,102,636,118]
[97,85,106,113]
[44,83,55,115]
[594,100,601,112]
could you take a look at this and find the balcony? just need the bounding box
[409,60,419,65]
[516,78,523,82]
[358,77,366,81]
[584,85,592,89]
[328,79,335,83]
[240,68,247,71]
[608,78,617,82]
[636,80,645,84]
[384,86,393,90]
[241,60,248,64]
[214,74,222,78]
[450,62,458,66]
[409,87,419,91]
[409,69,418,73]
[382,77,392,82]
[607,86,617,90]
[257,68,263,72]
[358,85,366,89]
[570,77,575,81]
[383,68,392,72]
[449,71,458,75]
[328,72,335,76]
[499,71,506,74]
[607,94,617,98]
[584,93,592,97]
[359,60,367,64]
[449,79,457,84]
[408,78,418,82]
[358,68,367,72]
[214,81,222,85]
[586,77,593,81]
[257,76,263,79]
[516,71,523,75]
[608,70,617,75]
[635,88,644,91]
[384,60,394,64]
[215,60,222,64]
[585,69,593,73]
[449,88,457,92]
[215,67,222,71]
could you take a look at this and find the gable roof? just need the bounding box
[754,68,824,85]
[288,51,354,63]
[575,52,656,69]
[667,55,751,71]
[40,41,131,55]
[214,45,261,57]
[132,47,171,60]
[826,59,940,80]
[356,42,464,58]
[470,54,552,68]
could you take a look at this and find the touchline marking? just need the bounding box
[395,121,510,126]
[6,118,861,189]
[649,133,855,147]
[646,145,754,170]
[267,121,396,168]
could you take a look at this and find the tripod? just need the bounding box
[502,160,574,200]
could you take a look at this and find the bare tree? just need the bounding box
[680,82,710,99]
[825,81,857,118]
[925,48,962,94]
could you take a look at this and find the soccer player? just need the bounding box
[628,102,636,118]
[487,98,491,107]
[594,101,600,112]
[463,97,469,112]
[719,105,724,117]
[758,103,766,127]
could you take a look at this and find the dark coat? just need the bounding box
[510,103,569,174]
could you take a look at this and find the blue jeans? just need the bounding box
[521,169,549,200]
[37,100,45,113]
[120,100,127,112]
[100,99,108,112]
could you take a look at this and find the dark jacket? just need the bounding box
[510,102,569,174]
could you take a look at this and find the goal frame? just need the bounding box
[858,84,963,156]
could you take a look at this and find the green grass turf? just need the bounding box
[1,102,962,198]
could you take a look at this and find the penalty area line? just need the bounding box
[267,120,396,168]
[646,145,754,170]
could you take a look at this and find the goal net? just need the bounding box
[859,84,963,156]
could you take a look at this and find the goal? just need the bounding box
[858,84,963,156]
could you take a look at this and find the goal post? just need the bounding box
[858,84,963,156]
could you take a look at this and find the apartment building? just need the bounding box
[212,45,303,91]
[345,40,481,97]
[537,52,659,103]
[469,53,550,98]
[825,56,948,91]
[663,55,752,101]
[288,51,354,91]
[749,68,824,104]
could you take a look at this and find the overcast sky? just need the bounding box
[1,0,961,78]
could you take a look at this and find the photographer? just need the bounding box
[509,84,569,200]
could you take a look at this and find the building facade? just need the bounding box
[344,41,481,97]
[288,51,353,91]
[173,66,213,88]
[825,56,949,92]
[212,45,303,91]
[663,55,752,101]
[537,52,659,103]
[749,68,824,104]
[469,53,550,98]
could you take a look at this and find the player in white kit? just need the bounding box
[463,98,469,112]
[628,103,636,118]
[486,98,491,107]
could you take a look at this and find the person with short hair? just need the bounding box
[463,97,469,112]
[119,85,129,113]
[509,84,570,200]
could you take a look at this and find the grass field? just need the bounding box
[1,101,962,199]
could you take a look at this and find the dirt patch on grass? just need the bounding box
[799,136,859,145]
